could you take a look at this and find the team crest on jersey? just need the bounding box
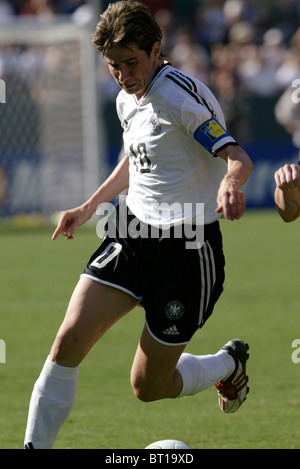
[150,112,162,136]
[165,300,185,320]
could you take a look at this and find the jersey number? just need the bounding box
[129,143,151,173]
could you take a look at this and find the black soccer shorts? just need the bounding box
[81,203,225,345]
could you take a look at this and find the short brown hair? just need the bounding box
[92,0,162,56]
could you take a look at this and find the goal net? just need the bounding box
[0,19,107,220]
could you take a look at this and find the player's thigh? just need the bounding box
[130,324,186,401]
[51,276,139,366]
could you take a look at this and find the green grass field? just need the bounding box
[1,209,300,449]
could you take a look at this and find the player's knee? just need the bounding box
[130,375,163,402]
[50,329,83,367]
[131,384,158,402]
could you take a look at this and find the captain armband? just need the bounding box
[193,118,231,154]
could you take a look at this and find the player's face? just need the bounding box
[105,42,161,100]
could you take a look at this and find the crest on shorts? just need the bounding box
[165,300,185,320]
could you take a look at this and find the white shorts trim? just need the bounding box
[80,273,143,301]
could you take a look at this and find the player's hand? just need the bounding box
[52,205,92,240]
[216,178,245,220]
[274,164,300,191]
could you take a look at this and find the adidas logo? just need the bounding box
[162,325,179,336]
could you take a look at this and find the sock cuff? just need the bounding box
[176,353,194,398]
[43,356,79,380]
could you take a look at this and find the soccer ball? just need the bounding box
[145,439,191,449]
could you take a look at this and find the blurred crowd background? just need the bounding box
[1,0,300,141]
[98,0,300,173]
[0,0,300,211]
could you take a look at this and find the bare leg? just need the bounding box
[50,276,140,366]
[130,325,236,403]
[130,324,185,401]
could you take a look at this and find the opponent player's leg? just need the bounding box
[24,277,139,449]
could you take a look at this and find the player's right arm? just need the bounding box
[52,155,129,240]
[274,163,300,222]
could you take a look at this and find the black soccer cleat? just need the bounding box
[215,339,249,413]
[24,442,34,449]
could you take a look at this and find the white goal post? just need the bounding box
[0,18,107,219]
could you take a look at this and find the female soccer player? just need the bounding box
[24,0,253,448]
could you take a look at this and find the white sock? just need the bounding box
[176,350,235,397]
[24,356,79,449]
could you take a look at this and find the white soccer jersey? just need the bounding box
[116,64,236,227]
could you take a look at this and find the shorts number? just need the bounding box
[90,242,122,269]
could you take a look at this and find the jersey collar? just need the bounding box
[136,62,171,103]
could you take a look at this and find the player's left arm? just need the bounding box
[216,144,253,220]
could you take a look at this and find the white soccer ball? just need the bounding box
[145,439,191,449]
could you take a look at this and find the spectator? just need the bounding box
[0,0,14,19]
